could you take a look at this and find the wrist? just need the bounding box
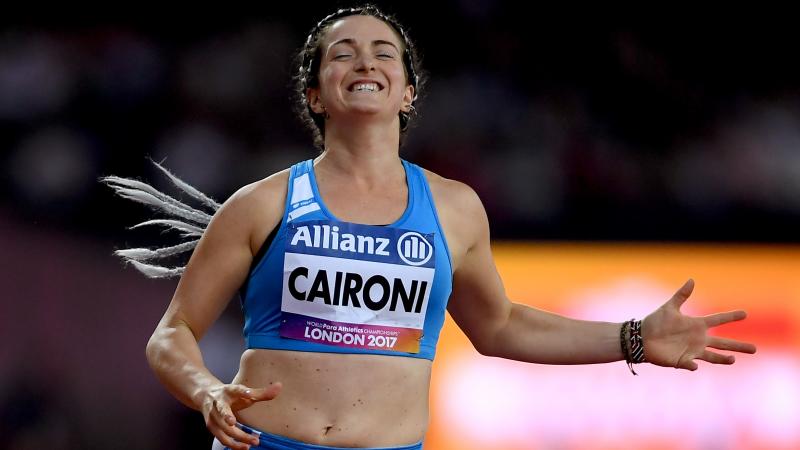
[194,382,223,413]
[620,318,646,375]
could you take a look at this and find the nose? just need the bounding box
[354,53,376,72]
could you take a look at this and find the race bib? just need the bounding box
[279,220,435,353]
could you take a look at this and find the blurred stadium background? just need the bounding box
[1,2,798,449]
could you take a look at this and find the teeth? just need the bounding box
[352,83,379,92]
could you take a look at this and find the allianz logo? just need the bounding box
[397,232,433,266]
[290,225,433,266]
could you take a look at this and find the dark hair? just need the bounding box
[291,4,428,151]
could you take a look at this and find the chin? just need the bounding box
[341,107,391,117]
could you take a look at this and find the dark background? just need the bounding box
[1,2,798,448]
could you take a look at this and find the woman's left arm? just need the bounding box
[445,183,757,369]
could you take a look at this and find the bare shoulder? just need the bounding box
[419,167,488,267]
[234,167,290,209]
[223,167,291,256]
[420,167,487,222]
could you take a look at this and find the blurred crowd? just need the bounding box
[2,3,798,243]
[1,2,798,449]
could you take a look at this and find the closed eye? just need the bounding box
[333,54,394,60]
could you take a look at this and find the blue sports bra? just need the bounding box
[238,158,453,360]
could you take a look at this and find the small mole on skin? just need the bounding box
[316,368,320,372]
[352,403,356,407]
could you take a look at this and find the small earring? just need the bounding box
[322,105,330,119]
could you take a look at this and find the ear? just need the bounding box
[402,84,415,112]
[306,87,324,114]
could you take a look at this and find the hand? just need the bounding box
[642,278,757,371]
[201,382,282,450]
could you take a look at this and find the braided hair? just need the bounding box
[99,158,220,278]
[291,4,428,150]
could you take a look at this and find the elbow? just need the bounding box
[475,344,494,357]
[145,327,166,368]
[473,310,513,358]
[473,312,516,358]
[145,332,157,366]
[471,333,499,357]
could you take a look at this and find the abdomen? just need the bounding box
[232,348,431,447]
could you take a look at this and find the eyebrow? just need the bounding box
[328,38,400,53]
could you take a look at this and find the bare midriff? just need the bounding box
[232,348,431,447]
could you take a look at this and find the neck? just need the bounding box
[316,118,403,180]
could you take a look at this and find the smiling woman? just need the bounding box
[291,5,426,151]
[308,16,413,122]
[100,3,757,450]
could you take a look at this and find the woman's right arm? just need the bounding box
[145,172,287,449]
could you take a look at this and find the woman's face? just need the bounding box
[307,15,414,125]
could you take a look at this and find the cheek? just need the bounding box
[385,67,408,95]
[318,66,346,93]
[388,64,407,82]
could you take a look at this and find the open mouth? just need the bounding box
[347,81,385,93]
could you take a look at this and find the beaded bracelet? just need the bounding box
[619,320,631,371]
[620,319,646,375]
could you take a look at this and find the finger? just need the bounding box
[210,407,260,448]
[703,310,747,328]
[233,382,281,401]
[669,278,695,310]
[231,384,257,401]
[677,357,698,371]
[700,349,735,365]
[215,400,236,427]
[228,383,282,412]
[209,413,250,450]
[225,424,261,448]
[249,382,282,402]
[212,428,252,450]
[707,336,757,354]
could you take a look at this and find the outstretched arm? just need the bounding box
[445,184,756,369]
